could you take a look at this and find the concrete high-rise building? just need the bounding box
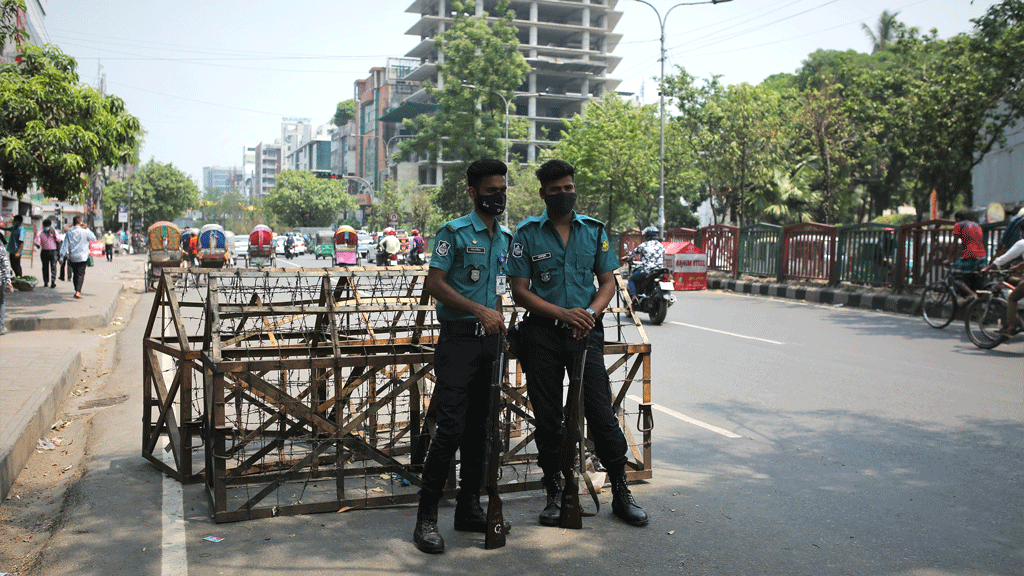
[252,142,282,199]
[354,59,420,191]
[242,146,257,198]
[400,0,622,183]
[202,166,244,192]
[284,123,334,173]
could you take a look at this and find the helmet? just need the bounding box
[385,227,397,236]
[412,229,419,236]
[642,226,659,241]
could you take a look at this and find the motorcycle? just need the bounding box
[284,241,294,260]
[623,259,676,325]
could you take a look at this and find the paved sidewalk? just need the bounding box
[1,254,143,500]
[706,273,919,315]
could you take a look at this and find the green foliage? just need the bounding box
[263,170,356,228]
[195,187,264,233]
[103,160,200,229]
[364,179,413,232]
[399,0,530,212]
[862,10,901,54]
[549,94,669,231]
[0,44,142,200]
[0,0,26,47]
[871,213,915,226]
[505,161,543,229]
[333,99,357,127]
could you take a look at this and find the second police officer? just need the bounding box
[414,159,513,554]
[507,159,648,528]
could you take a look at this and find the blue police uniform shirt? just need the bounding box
[506,210,618,310]
[429,210,512,322]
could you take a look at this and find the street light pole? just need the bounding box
[462,83,512,227]
[635,0,731,239]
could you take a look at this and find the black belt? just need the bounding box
[440,320,488,337]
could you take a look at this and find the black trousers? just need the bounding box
[40,249,58,285]
[69,261,88,293]
[105,244,113,261]
[9,253,21,277]
[520,319,628,478]
[418,326,498,501]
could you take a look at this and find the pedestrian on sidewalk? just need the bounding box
[34,218,60,288]
[56,223,68,282]
[103,229,116,262]
[3,214,25,278]
[0,236,13,334]
[59,216,97,299]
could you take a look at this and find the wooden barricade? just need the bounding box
[141,266,654,523]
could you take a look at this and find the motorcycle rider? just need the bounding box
[409,229,426,265]
[284,234,295,259]
[621,226,666,306]
[377,228,400,266]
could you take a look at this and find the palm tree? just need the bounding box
[861,10,900,54]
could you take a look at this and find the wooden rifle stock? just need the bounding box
[558,337,587,529]
[484,334,507,549]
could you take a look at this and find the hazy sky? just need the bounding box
[45,0,1000,185]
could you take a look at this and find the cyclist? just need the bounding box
[943,210,986,302]
[621,226,665,305]
[980,237,1024,337]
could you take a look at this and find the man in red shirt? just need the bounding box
[943,210,987,301]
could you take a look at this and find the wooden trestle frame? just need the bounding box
[141,266,654,523]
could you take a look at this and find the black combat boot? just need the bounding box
[610,471,649,527]
[538,474,562,526]
[413,497,445,554]
[453,490,512,533]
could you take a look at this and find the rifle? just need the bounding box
[558,337,588,529]
[484,333,507,549]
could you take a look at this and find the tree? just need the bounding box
[263,170,355,228]
[333,99,357,127]
[550,94,666,231]
[795,85,856,223]
[862,10,900,54]
[102,160,200,229]
[0,43,142,201]
[505,161,544,230]
[364,179,409,232]
[0,0,26,48]
[400,0,530,221]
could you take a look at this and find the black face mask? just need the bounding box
[544,192,577,216]
[474,192,507,216]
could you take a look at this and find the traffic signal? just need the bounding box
[314,172,342,180]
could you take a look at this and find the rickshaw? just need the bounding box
[145,221,182,292]
[223,231,236,266]
[334,225,359,266]
[314,230,335,260]
[198,224,229,268]
[247,224,275,268]
[180,227,200,267]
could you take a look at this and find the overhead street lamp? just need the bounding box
[635,0,731,239]
[462,83,518,227]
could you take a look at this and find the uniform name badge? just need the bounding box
[496,273,507,295]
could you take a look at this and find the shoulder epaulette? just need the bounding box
[516,215,543,229]
[577,214,605,228]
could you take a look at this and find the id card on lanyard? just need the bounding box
[496,255,507,295]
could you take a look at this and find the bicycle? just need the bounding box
[919,264,978,329]
[965,268,1023,349]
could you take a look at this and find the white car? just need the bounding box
[274,236,286,255]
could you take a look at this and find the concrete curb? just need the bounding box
[0,347,82,501]
[6,284,123,332]
[707,277,919,316]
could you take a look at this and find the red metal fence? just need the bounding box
[698,225,740,277]
[781,223,837,283]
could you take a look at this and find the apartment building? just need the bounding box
[252,142,282,199]
[353,58,421,192]
[202,166,245,192]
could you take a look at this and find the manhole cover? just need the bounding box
[78,394,129,410]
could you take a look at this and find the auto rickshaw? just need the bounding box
[314,230,335,260]
[334,225,359,266]
[198,224,228,268]
[145,221,182,292]
[247,224,275,268]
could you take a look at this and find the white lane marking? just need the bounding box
[162,446,188,576]
[626,395,742,439]
[667,321,784,345]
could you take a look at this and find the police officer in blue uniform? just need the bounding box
[414,159,514,554]
[507,159,648,528]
